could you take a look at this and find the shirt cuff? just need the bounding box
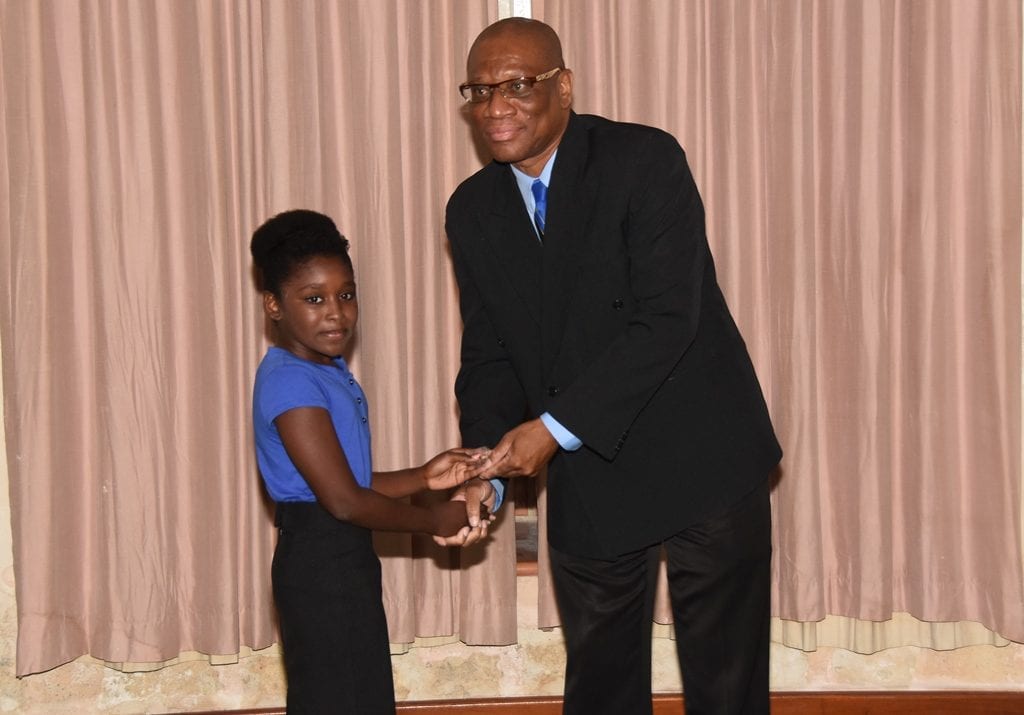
[540,412,583,451]
[490,477,506,511]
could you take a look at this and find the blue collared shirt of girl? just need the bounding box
[253,346,371,501]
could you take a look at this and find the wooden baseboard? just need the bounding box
[196,691,1024,714]
[771,691,1024,714]
[398,692,1024,714]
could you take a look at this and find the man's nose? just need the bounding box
[483,90,515,117]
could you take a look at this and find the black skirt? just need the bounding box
[272,501,395,714]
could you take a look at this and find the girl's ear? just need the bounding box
[263,291,283,321]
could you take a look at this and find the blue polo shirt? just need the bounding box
[253,346,372,502]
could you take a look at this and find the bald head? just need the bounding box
[468,18,565,76]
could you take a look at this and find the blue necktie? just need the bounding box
[531,179,547,240]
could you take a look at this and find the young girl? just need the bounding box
[250,209,485,713]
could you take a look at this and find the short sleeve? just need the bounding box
[258,362,331,424]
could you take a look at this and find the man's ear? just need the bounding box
[558,68,574,109]
[263,291,282,321]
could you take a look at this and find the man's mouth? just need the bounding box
[485,124,522,142]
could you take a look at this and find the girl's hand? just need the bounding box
[431,478,496,547]
[420,447,491,491]
[429,500,475,537]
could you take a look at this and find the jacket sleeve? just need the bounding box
[446,206,530,450]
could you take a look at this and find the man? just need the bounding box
[445,18,782,715]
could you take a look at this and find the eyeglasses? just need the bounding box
[459,68,562,104]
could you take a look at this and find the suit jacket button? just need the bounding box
[547,386,560,397]
[612,299,624,310]
[497,337,506,347]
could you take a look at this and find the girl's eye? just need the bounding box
[340,292,355,301]
[305,295,323,304]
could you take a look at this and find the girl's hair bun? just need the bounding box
[250,209,351,293]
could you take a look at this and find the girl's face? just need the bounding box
[264,255,357,365]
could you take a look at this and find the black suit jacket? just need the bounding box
[447,112,781,558]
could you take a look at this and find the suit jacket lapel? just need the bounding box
[482,166,543,325]
[542,113,594,365]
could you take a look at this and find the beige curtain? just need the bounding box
[0,0,517,678]
[2,0,1021,681]
[534,0,1024,650]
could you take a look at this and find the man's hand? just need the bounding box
[480,418,559,479]
[432,478,496,547]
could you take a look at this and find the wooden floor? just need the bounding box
[192,691,1024,714]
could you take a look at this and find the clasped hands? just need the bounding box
[427,418,559,547]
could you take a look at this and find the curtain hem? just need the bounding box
[770,613,1017,655]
